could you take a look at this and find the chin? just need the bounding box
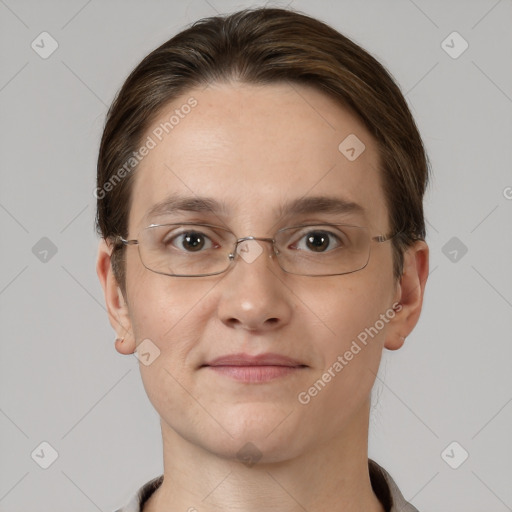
[207,435,305,467]
[158,394,321,464]
[206,405,308,462]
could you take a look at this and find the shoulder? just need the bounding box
[369,458,419,512]
[113,475,164,512]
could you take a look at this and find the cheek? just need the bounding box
[300,266,395,347]
[125,257,224,381]
[125,272,211,415]
[127,270,212,343]
[294,278,393,426]
[300,270,395,378]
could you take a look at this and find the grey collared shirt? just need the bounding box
[114,459,418,512]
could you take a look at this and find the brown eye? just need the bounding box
[305,232,331,252]
[181,232,206,252]
[164,230,214,252]
[292,229,343,253]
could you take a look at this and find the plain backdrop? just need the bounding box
[1,0,511,510]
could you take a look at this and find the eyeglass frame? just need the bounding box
[113,222,401,278]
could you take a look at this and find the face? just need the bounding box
[106,82,411,462]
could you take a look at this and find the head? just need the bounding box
[96,7,429,462]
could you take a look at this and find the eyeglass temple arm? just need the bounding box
[372,231,400,243]
[114,235,139,246]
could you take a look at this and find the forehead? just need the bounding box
[128,82,388,233]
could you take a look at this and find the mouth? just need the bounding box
[200,353,308,383]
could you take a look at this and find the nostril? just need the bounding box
[226,318,242,328]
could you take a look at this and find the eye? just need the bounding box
[166,229,216,252]
[292,229,345,253]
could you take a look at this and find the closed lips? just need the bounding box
[202,353,307,367]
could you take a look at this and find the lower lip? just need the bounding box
[206,365,304,383]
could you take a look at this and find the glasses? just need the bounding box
[114,222,398,277]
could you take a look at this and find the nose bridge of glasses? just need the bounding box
[230,236,278,261]
[236,236,275,244]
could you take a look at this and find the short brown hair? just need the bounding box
[96,7,429,296]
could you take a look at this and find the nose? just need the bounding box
[217,238,293,332]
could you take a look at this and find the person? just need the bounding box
[95,6,429,512]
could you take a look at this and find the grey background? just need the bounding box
[1,0,511,510]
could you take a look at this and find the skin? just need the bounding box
[97,81,428,512]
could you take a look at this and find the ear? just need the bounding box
[385,240,429,351]
[96,238,136,355]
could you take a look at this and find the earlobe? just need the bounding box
[387,334,406,351]
[114,336,134,355]
[96,239,136,355]
[384,240,429,351]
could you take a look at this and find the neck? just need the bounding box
[144,401,384,512]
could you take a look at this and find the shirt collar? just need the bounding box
[114,459,418,512]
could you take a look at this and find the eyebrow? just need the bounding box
[277,195,365,219]
[143,194,365,223]
[144,195,229,220]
